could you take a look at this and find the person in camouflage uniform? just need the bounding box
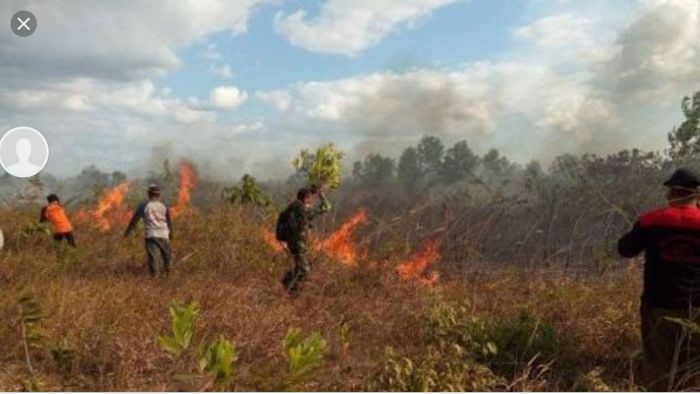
[282,186,331,296]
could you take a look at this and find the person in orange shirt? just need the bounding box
[40,194,76,247]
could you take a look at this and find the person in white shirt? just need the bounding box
[124,184,173,277]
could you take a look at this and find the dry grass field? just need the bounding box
[0,202,645,391]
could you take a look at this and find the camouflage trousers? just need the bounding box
[640,302,700,391]
[282,242,310,296]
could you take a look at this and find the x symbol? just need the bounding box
[16,17,31,31]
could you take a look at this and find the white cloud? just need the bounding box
[210,86,248,109]
[516,14,592,47]
[274,0,461,56]
[0,1,266,83]
[0,79,216,122]
[258,0,700,163]
[231,121,264,135]
[210,64,234,79]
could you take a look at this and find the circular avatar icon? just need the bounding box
[0,127,49,178]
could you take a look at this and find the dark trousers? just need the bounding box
[641,302,700,391]
[53,232,76,247]
[282,247,310,295]
[146,237,172,276]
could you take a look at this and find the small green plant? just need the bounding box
[425,302,498,359]
[490,310,561,370]
[198,336,237,391]
[159,301,198,357]
[16,222,50,242]
[20,374,45,392]
[373,346,503,391]
[49,339,76,374]
[18,295,43,374]
[574,367,612,392]
[293,143,345,189]
[282,328,327,390]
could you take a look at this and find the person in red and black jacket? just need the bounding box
[618,168,700,390]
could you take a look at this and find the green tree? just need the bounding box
[352,161,363,182]
[481,148,511,182]
[668,91,700,161]
[358,154,396,186]
[417,135,445,175]
[224,174,272,209]
[439,141,479,184]
[398,147,422,185]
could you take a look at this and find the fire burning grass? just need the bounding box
[260,207,442,285]
[75,161,198,232]
[397,238,441,285]
[171,160,197,218]
[76,182,131,231]
[316,208,368,265]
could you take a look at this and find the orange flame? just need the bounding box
[397,239,441,285]
[262,227,285,252]
[317,209,368,265]
[76,182,131,231]
[171,160,198,218]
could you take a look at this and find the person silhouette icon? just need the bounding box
[0,127,49,178]
[6,139,41,177]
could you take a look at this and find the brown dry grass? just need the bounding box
[0,206,643,391]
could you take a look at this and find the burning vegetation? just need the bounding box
[171,160,197,218]
[76,182,131,231]
[74,160,198,232]
[316,208,368,265]
[397,238,441,285]
[260,205,442,284]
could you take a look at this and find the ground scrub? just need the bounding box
[373,300,572,391]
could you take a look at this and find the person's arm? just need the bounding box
[309,193,332,221]
[617,222,646,258]
[166,207,173,240]
[124,203,145,237]
[39,206,47,223]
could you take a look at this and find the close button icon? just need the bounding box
[11,10,37,37]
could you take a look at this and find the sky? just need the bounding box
[0,0,698,181]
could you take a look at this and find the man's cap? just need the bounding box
[147,183,161,195]
[663,168,700,189]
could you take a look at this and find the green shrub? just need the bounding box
[372,346,503,391]
[489,310,561,370]
[49,339,75,375]
[293,143,345,189]
[159,301,199,357]
[425,302,498,360]
[373,301,565,390]
[282,328,327,390]
[426,302,562,373]
[198,336,237,391]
